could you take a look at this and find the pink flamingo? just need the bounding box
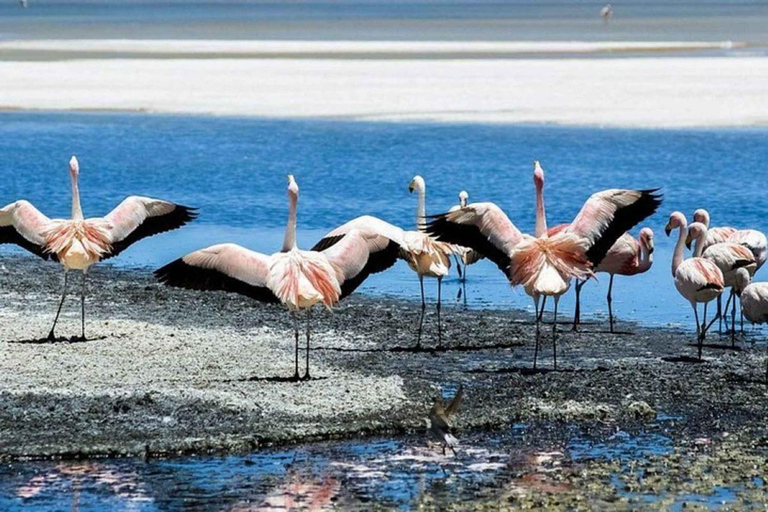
[155,175,400,381]
[571,229,655,333]
[692,208,766,332]
[312,176,455,348]
[0,156,196,341]
[734,268,768,381]
[686,221,756,345]
[665,212,725,360]
[427,161,661,369]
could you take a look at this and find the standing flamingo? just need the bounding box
[311,176,454,348]
[734,267,768,381]
[450,191,483,284]
[155,175,401,381]
[665,212,725,360]
[686,222,756,345]
[571,229,655,333]
[427,161,661,369]
[692,209,737,251]
[0,156,197,341]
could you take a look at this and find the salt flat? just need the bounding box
[0,40,766,128]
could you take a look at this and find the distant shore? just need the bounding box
[0,255,766,460]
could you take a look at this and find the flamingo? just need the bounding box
[665,212,725,360]
[686,221,756,344]
[450,191,483,283]
[155,175,401,381]
[426,161,661,369]
[600,3,613,23]
[734,267,768,381]
[572,229,655,333]
[0,156,197,341]
[311,176,454,348]
[692,209,737,251]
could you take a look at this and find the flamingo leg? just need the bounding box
[292,312,299,381]
[454,255,464,281]
[607,274,615,334]
[416,276,426,348]
[723,291,733,331]
[572,279,583,331]
[47,271,69,341]
[533,296,541,370]
[730,289,737,347]
[437,276,443,347]
[717,294,723,333]
[552,297,559,370]
[80,272,87,341]
[304,309,312,380]
[693,304,701,360]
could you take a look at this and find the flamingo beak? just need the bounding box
[685,234,693,250]
[664,223,672,237]
[409,183,415,193]
[647,239,655,254]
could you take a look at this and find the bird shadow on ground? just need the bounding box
[685,342,742,351]
[661,355,708,364]
[312,342,524,354]
[222,375,330,383]
[467,366,610,375]
[7,335,108,344]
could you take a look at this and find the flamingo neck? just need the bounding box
[71,173,83,221]
[672,225,688,276]
[639,239,653,272]
[416,186,426,232]
[534,181,547,238]
[282,194,298,252]
[692,228,706,258]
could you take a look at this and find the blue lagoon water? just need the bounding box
[2,112,767,331]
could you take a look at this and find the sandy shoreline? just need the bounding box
[0,40,766,127]
[0,255,767,460]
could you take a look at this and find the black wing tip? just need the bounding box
[153,257,187,285]
[174,204,199,223]
[311,234,344,252]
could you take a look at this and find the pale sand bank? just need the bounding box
[0,53,767,127]
[0,39,744,57]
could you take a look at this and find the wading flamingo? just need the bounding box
[686,222,756,345]
[692,209,767,331]
[312,176,454,348]
[734,267,768,381]
[427,161,661,369]
[0,156,197,341]
[450,191,483,291]
[665,212,725,360]
[571,229,655,333]
[155,175,400,381]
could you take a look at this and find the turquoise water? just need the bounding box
[2,113,768,330]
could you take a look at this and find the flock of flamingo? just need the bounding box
[1,156,768,382]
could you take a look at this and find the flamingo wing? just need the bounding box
[0,200,56,260]
[154,243,279,304]
[425,202,522,273]
[102,196,198,259]
[567,189,662,266]
[316,228,401,299]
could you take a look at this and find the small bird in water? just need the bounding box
[601,4,613,23]
[428,384,463,455]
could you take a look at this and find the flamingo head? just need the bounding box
[733,267,751,296]
[685,222,707,250]
[69,156,79,178]
[533,161,544,188]
[692,208,710,227]
[409,175,425,194]
[665,211,687,236]
[639,227,654,254]
[287,174,299,199]
[458,190,469,208]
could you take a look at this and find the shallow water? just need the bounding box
[1,0,767,43]
[0,420,680,511]
[1,112,768,332]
